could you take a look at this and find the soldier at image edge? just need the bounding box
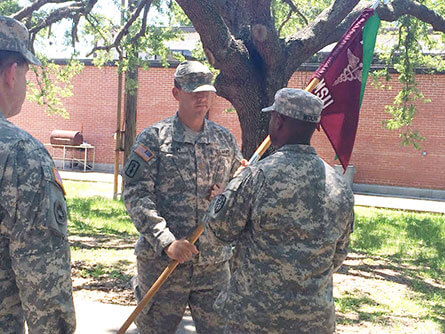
[0,16,76,334]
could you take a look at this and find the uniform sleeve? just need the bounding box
[333,201,354,272]
[122,130,176,255]
[228,132,244,177]
[203,167,263,243]
[2,141,75,334]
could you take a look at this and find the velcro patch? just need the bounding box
[52,167,66,196]
[134,144,155,163]
[54,200,67,225]
[125,160,140,178]
[213,194,226,214]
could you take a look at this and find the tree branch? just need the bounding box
[176,0,248,72]
[28,4,84,35]
[284,0,361,80]
[72,0,99,47]
[277,0,309,36]
[12,0,78,21]
[87,0,153,57]
[378,0,445,33]
[177,0,270,113]
[280,0,308,25]
[131,2,150,45]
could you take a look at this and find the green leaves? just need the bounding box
[27,56,84,118]
[374,12,444,150]
[0,0,21,15]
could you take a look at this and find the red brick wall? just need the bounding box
[10,64,445,190]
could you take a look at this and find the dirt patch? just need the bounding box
[71,252,444,333]
[72,260,137,305]
[70,234,136,249]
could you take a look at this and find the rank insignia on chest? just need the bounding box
[135,144,155,162]
[213,194,226,213]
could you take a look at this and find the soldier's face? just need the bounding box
[173,88,214,119]
[1,62,29,118]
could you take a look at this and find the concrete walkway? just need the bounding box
[61,170,443,333]
[74,298,196,334]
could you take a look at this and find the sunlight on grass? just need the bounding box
[64,180,117,199]
[337,206,445,333]
[352,207,444,279]
[65,180,137,282]
[67,196,137,236]
[71,248,135,281]
[72,248,135,264]
[64,180,445,332]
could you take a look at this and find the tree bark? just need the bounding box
[123,67,138,164]
[177,0,445,157]
[12,0,445,157]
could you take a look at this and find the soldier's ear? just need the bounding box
[275,112,285,130]
[172,87,180,101]
[2,62,18,89]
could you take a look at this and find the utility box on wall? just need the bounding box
[334,164,356,189]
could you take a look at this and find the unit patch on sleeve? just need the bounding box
[134,144,155,163]
[213,194,226,213]
[125,160,140,178]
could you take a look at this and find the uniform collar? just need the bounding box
[0,112,6,121]
[277,144,317,155]
[172,113,212,144]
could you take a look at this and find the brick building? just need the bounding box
[10,62,445,199]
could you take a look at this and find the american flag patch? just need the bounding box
[134,144,155,163]
[52,167,66,196]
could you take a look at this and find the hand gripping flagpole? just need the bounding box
[117,79,322,334]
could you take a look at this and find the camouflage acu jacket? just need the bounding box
[204,144,354,333]
[123,114,243,265]
[0,113,75,334]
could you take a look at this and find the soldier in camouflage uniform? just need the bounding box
[204,88,355,333]
[0,16,76,334]
[123,60,243,334]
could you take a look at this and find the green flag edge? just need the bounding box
[360,13,381,107]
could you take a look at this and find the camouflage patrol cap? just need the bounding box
[0,16,41,66]
[262,88,323,123]
[174,60,216,93]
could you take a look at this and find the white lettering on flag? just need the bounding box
[314,78,334,109]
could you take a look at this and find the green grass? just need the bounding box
[64,180,445,331]
[65,181,137,285]
[334,207,445,333]
[352,207,444,279]
[68,196,136,236]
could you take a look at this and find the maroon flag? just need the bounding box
[310,8,379,170]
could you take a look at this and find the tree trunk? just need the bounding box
[215,68,287,158]
[123,67,138,164]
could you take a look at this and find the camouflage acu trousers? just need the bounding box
[134,254,229,334]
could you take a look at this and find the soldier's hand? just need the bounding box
[164,240,199,263]
[207,183,223,201]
